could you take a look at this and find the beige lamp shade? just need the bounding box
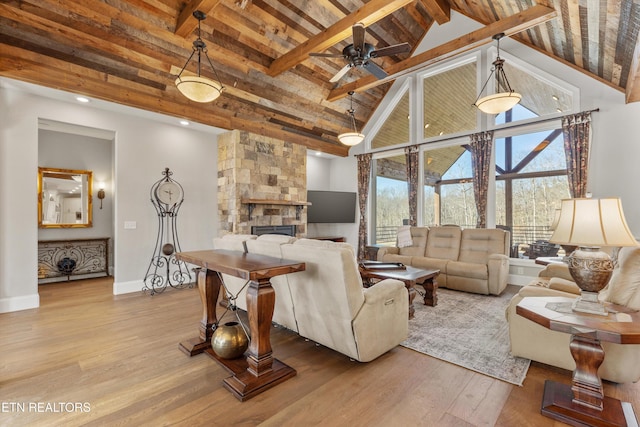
[175,75,223,103]
[475,92,521,115]
[549,208,561,231]
[549,198,638,247]
[338,132,364,146]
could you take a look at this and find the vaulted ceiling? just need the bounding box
[1,0,639,157]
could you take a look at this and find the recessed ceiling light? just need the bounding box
[551,95,559,101]
[556,108,562,113]
[315,151,322,156]
[439,131,444,136]
[424,123,430,129]
[179,120,190,126]
[76,96,90,103]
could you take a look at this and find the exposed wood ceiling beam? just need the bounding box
[175,0,222,38]
[420,0,450,25]
[625,31,640,103]
[327,5,557,102]
[0,45,348,157]
[267,0,416,77]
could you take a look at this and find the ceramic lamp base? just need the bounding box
[567,247,613,316]
[572,290,608,316]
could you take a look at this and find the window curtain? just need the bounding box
[562,111,591,198]
[404,145,419,226]
[356,153,372,260]
[469,131,494,228]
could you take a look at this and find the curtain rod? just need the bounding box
[367,108,600,155]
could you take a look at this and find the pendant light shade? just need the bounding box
[338,132,365,146]
[175,75,223,103]
[474,33,521,115]
[338,91,364,146]
[175,11,223,103]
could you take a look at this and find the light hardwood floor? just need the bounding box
[1,277,638,426]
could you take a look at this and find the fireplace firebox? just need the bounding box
[251,225,296,236]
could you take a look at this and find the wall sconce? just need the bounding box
[97,182,106,209]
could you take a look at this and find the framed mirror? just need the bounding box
[38,167,93,228]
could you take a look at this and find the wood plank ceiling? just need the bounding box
[1,0,639,157]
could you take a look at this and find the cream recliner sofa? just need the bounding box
[211,234,409,362]
[377,226,510,295]
[505,246,640,383]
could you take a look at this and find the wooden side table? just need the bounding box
[516,296,640,426]
[176,249,305,401]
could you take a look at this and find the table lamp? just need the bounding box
[549,198,638,315]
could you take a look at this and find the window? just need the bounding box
[423,61,477,139]
[495,127,570,257]
[494,60,574,126]
[372,154,408,244]
[423,145,477,228]
[371,91,410,149]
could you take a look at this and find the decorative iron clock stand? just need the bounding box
[143,167,193,295]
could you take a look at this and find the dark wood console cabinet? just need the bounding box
[38,237,110,282]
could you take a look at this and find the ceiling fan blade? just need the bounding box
[363,60,387,80]
[309,52,344,58]
[329,64,352,83]
[352,22,366,52]
[371,42,411,58]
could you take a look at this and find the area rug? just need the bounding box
[401,284,530,386]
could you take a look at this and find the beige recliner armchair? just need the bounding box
[281,239,409,362]
[506,246,640,383]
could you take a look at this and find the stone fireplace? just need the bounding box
[217,130,307,236]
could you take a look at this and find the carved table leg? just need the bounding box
[222,277,296,401]
[406,281,416,319]
[179,269,222,356]
[541,334,627,426]
[422,277,438,307]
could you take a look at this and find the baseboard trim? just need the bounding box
[113,279,143,295]
[0,293,40,313]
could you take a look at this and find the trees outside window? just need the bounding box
[495,111,570,256]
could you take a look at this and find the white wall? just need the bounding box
[38,130,114,245]
[0,85,219,311]
[306,154,359,245]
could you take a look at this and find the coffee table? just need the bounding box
[359,262,440,319]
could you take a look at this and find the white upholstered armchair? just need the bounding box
[280,239,409,362]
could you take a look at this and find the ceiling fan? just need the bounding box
[310,22,411,83]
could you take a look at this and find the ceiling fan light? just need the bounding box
[338,132,364,146]
[175,75,223,103]
[475,91,521,115]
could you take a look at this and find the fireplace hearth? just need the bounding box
[251,225,296,237]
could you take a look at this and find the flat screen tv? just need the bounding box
[307,190,357,223]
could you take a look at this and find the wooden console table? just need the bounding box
[38,237,109,282]
[516,296,640,426]
[176,249,305,401]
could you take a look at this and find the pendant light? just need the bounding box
[338,91,365,146]
[473,33,521,115]
[175,11,224,103]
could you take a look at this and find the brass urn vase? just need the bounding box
[211,321,249,359]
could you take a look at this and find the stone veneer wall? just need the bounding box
[217,130,307,236]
